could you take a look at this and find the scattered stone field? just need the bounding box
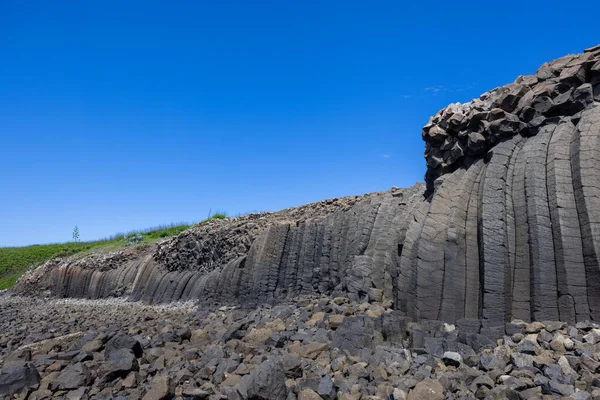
[1,293,600,399]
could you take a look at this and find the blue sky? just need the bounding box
[1,1,598,246]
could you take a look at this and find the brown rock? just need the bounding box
[407,378,444,400]
[300,342,329,359]
[306,312,326,328]
[327,315,344,330]
[142,375,173,400]
[221,373,242,387]
[122,371,139,388]
[299,388,323,400]
[190,329,209,344]
[243,328,273,346]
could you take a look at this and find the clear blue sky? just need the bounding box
[1,1,597,246]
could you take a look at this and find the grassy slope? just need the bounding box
[0,223,199,290]
[0,214,230,290]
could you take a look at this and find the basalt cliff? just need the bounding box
[13,45,600,335]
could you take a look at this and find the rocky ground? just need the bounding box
[1,293,600,400]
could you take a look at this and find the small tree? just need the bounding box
[72,225,80,242]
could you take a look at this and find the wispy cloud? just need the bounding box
[423,83,477,95]
[380,154,392,159]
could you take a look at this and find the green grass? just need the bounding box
[0,213,234,290]
[206,212,227,220]
[0,222,196,290]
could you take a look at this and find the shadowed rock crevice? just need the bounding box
[12,45,600,333]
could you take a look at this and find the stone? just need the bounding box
[425,125,448,145]
[330,316,373,356]
[317,374,336,400]
[239,356,287,400]
[564,338,575,351]
[471,374,494,389]
[441,351,462,367]
[299,389,323,400]
[0,361,41,397]
[243,328,274,346]
[510,352,533,368]
[142,375,173,400]
[299,342,329,359]
[583,329,600,344]
[105,333,143,358]
[122,371,139,388]
[190,329,210,344]
[369,346,411,375]
[221,373,242,386]
[549,379,575,396]
[103,348,139,381]
[519,386,542,399]
[81,339,104,353]
[525,322,545,334]
[181,387,211,399]
[517,339,538,355]
[407,378,444,400]
[55,363,92,390]
[65,387,87,400]
[327,315,344,330]
[392,388,407,400]
[467,131,486,154]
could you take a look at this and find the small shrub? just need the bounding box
[125,233,143,246]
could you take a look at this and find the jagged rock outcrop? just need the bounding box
[13,45,600,334]
[423,44,600,196]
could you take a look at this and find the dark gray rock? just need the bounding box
[103,348,139,381]
[516,340,537,355]
[105,333,143,358]
[330,316,374,356]
[369,346,412,375]
[0,361,41,397]
[442,351,462,367]
[238,356,287,400]
[55,362,92,390]
[317,375,335,400]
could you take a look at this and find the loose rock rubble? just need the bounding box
[1,293,600,399]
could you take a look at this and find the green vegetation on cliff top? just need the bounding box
[0,214,227,290]
[0,223,193,290]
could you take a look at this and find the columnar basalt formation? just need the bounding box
[13,45,600,334]
[423,44,600,196]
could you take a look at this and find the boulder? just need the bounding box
[54,363,92,390]
[407,378,444,400]
[237,356,287,400]
[0,361,41,397]
[105,333,143,358]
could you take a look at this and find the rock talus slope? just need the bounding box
[13,45,600,333]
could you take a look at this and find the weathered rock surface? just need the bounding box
[11,45,600,334]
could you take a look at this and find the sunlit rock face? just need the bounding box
[13,45,600,333]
